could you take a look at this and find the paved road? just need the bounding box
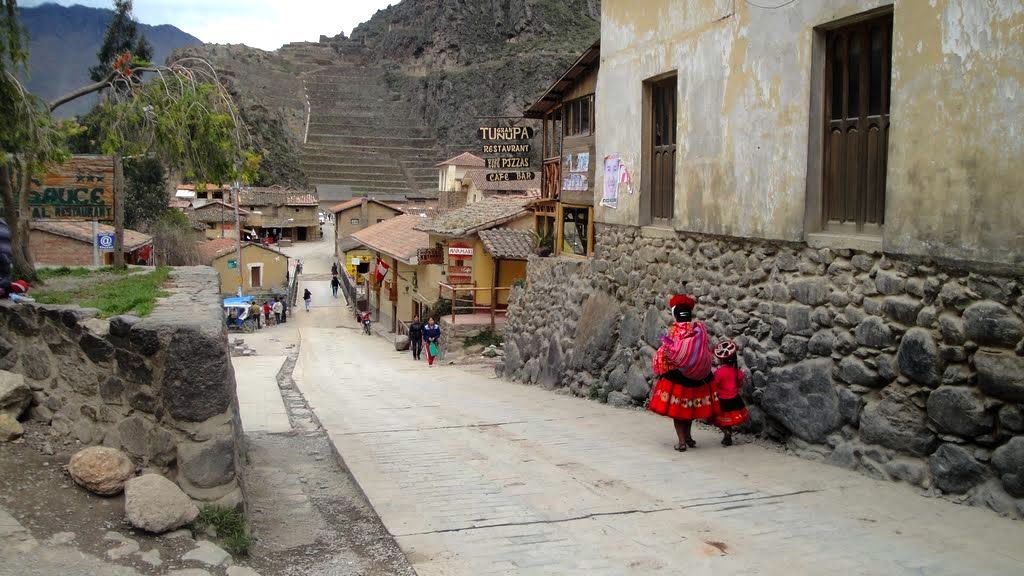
[293,318,1024,576]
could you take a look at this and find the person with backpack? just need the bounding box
[303,288,312,312]
[647,294,714,452]
[330,275,341,298]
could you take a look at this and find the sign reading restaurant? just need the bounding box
[27,155,116,220]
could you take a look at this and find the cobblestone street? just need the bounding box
[293,308,1024,575]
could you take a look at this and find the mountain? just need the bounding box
[18,2,202,117]
[178,0,600,191]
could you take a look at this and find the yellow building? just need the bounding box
[198,239,290,296]
[330,198,403,274]
[414,197,534,327]
[435,152,486,210]
[188,201,250,240]
[350,214,431,333]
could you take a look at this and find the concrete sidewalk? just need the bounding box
[295,325,1024,576]
[233,355,290,433]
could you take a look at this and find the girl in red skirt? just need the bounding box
[648,294,714,452]
[710,340,749,446]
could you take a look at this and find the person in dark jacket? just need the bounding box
[407,316,424,361]
[423,317,441,366]
[330,275,341,298]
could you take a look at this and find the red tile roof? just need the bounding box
[435,152,485,168]
[329,197,403,215]
[196,239,288,265]
[31,221,151,251]
[414,197,533,237]
[350,214,431,264]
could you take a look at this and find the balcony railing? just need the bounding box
[439,282,513,329]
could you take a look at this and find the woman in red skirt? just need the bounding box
[710,340,749,446]
[648,294,714,452]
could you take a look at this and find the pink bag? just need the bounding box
[660,322,712,380]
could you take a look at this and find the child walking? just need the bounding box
[710,340,749,446]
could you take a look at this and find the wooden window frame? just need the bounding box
[642,73,678,225]
[555,203,594,258]
[562,95,595,138]
[807,7,893,241]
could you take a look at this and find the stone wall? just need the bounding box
[0,267,244,508]
[499,224,1024,518]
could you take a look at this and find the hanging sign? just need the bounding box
[96,232,116,252]
[482,143,531,154]
[478,126,534,140]
[448,245,474,257]
[227,259,238,269]
[486,171,535,182]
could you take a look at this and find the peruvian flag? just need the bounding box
[374,258,390,285]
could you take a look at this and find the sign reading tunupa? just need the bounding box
[486,172,535,183]
[27,155,115,220]
[477,126,534,141]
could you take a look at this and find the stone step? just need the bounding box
[304,176,414,189]
[305,134,438,147]
[306,123,433,138]
[298,160,406,174]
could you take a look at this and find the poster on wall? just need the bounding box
[574,152,590,173]
[601,154,634,209]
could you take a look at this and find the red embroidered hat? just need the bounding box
[669,294,694,311]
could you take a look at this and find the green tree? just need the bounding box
[1,0,70,277]
[123,156,167,230]
[89,0,153,82]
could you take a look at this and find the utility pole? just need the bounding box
[233,179,243,296]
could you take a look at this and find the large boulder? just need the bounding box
[991,436,1024,498]
[0,371,31,418]
[67,446,135,496]
[963,301,1024,348]
[0,413,23,442]
[393,336,410,352]
[178,438,236,489]
[124,474,199,533]
[161,329,233,422]
[897,328,943,387]
[928,444,987,494]
[860,393,937,456]
[572,292,619,369]
[538,337,563,388]
[975,352,1024,403]
[855,316,893,349]
[625,365,650,402]
[761,359,840,443]
[925,386,993,438]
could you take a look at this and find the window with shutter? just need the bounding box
[649,75,677,221]
[823,14,892,230]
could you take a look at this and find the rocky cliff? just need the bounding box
[176,0,600,190]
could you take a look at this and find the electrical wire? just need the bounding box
[745,0,799,9]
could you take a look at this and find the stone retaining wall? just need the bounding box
[498,224,1024,518]
[0,267,244,508]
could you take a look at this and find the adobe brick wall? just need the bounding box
[30,230,93,266]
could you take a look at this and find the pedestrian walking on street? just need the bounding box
[648,294,714,452]
[303,288,312,312]
[281,298,289,323]
[272,298,283,324]
[331,275,341,298]
[263,300,273,326]
[250,300,262,329]
[710,340,749,446]
[423,317,441,366]
[408,316,424,361]
[331,262,339,276]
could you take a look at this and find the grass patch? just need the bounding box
[35,266,113,281]
[463,329,504,349]
[193,505,252,557]
[32,266,171,317]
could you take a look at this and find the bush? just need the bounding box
[428,297,451,321]
[463,329,503,349]
[193,505,252,557]
[147,211,200,266]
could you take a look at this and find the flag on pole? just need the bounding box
[374,258,390,285]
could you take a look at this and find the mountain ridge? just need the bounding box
[19,2,202,117]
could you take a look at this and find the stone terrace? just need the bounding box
[292,43,444,204]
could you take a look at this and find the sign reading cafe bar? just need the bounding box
[27,155,116,220]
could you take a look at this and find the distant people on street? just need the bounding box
[331,262,339,276]
[423,317,441,367]
[272,298,283,324]
[250,300,262,329]
[263,300,273,326]
[408,316,424,361]
[331,275,340,298]
[648,294,714,452]
[304,288,312,312]
[281,298,289,323]
[710,340,749,447]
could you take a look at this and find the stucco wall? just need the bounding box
[212,245,288,296]
[597,0,1023,266]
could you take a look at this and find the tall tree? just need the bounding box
[1,0,68,277]
[89,0,153,82]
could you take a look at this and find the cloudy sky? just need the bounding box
[22,0,397,50]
